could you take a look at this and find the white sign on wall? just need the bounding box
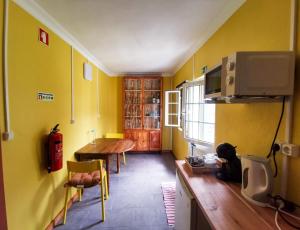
[37,92,54,101]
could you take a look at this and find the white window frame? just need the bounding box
[183,76,215,146]
[176,86,185,131]
[164,91,181,127]
[164,77,215,147]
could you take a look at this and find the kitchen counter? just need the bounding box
[175,160,293,229]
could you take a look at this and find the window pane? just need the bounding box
[165,91,181,127]
[193,85,200,103]
[198,103,204,122]
[192,104,199,121]
[204,104,215,123]
[186,104,192,121]
[167,91,178,103]
[199,85,205,103]
[167,115,178,126]
[192,122,199,140]
[189,122,194,139]
[168,104,178,114]
[185,121,192,138]
[203,123,215,143]
[183,81,215,144]
[172,92,179,103]
[186,87,189,103]
[187,86,193,103]
[199,123,204,141]
[174,115,179,126]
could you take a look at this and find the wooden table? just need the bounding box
[75,138,135,191]
[176,160,293,230]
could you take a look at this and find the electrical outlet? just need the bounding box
[282,143,299,157]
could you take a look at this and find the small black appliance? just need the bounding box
[215,143,242,183]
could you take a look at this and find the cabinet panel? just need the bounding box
[124,131,137,151]
[150,131,161,151]
[125,131,149,151]
[136,131,149,151]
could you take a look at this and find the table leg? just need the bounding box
[105,156,110,193]
[117,153,120,174]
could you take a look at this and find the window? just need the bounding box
[177,86,185,131]
[164,91,181,127]
[164,77,215,145]
[183,78,215,144]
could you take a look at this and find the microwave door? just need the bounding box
[204,65,222,99]
[221,56,228,97]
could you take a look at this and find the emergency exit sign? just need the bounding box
[39,28,49,46]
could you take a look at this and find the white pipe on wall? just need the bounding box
[281,0,297,198]
[192,55,195,80]
[96,69,100,119]
[2,0,13,141]
[70,46,75,124]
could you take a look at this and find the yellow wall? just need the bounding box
[0,1,6,226]
[0,2,122,229]
[99,74,123,136]
[172,0,300,204]
[3,0,299,228]
[172,58,193,159]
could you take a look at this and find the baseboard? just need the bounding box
[127,150,162,153]
[161,150,177,159]
[161,150,172,154]
[45,192,79,230]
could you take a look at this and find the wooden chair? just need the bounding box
[63,160,109,224]
[104,133,126,165]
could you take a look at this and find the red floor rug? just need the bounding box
[161,182,176,227]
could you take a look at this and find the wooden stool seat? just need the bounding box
[64,169,107,188]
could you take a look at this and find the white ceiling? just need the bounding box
[28,0,244,76]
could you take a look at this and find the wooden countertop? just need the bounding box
[175,160,293,230]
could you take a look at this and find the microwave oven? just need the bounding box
[204,51,295,99]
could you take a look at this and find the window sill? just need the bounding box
[186,140,215,156]
[184,137,214,147]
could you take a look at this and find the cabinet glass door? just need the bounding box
[143,79,161,130]
[124,79,142,129]
[124,79,142,90]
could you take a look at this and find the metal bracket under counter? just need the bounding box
[175,160,293,230]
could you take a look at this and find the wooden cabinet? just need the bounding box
[149,131,160,151]
[123,77,162,152]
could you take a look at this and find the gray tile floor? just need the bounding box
[55,152,176,230]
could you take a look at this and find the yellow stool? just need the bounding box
[63,160,109,224]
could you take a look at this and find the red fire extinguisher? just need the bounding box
[48,124,63,173]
